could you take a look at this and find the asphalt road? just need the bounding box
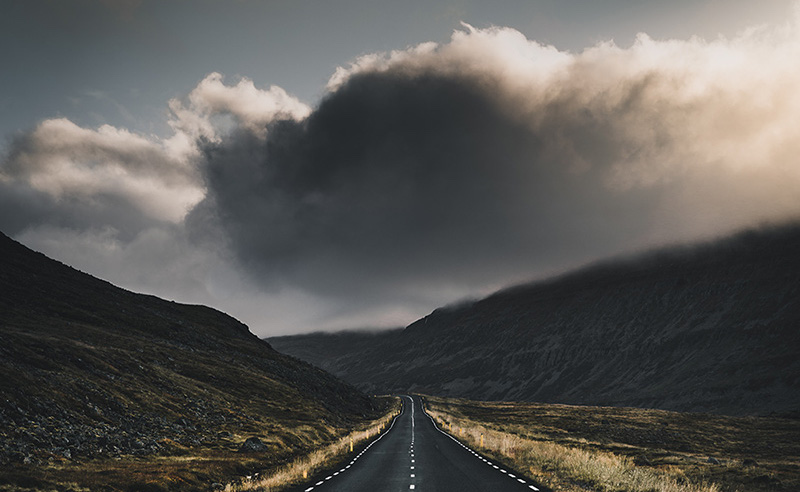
[290,395,543,492]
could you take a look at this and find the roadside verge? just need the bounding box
[227,396,401,491]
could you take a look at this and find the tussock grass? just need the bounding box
[426,405,719,492]
[228,400,400,491]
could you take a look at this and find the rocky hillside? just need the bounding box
[0,231,380,489]
[271,224,800,416]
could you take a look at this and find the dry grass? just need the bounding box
[228,399,400,491]
[422,396,800,492]
[426,404,721,492]
[0,398,399,491]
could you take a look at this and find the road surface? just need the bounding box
[288,395,544,492]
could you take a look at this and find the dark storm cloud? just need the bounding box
[197,69,659,302]
[194,24,800,312]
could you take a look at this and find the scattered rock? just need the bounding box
[237,437,268,453]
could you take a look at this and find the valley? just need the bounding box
[2,224,798,491]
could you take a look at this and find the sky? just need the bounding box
[2,0,800,336]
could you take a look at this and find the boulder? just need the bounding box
[237,437,268,453]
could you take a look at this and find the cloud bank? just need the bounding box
[3,22,800,334]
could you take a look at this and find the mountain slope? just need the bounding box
[271,224,800,415]
[0,231,381,489]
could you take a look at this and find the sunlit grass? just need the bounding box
[426,405,720,492]
[229,400,400,491]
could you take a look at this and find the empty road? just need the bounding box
[289,395,544,492]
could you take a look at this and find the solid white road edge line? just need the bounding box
[420,397,541,492]
[302,396,407,491]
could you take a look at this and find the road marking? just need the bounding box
[301,397,407,491]
[410,486,415,490]
[420,399,542,492]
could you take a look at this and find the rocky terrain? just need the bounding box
[0,231,382,490]
[271,223,800,416]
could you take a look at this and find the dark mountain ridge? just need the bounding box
[0,231,379,487]
[271,223,800,416]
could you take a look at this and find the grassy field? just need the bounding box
[424,395,800,492]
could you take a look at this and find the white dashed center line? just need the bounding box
[305,395,543,492]
[410,397,416,491]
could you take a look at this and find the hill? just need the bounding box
[270,224,800,415]
[0,231,382,490]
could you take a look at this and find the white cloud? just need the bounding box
[170,72,311,139]
[2,72,313,226]
[4,118,203,223]
[327,21,800,237]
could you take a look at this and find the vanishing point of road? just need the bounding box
[286,395,546,492]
